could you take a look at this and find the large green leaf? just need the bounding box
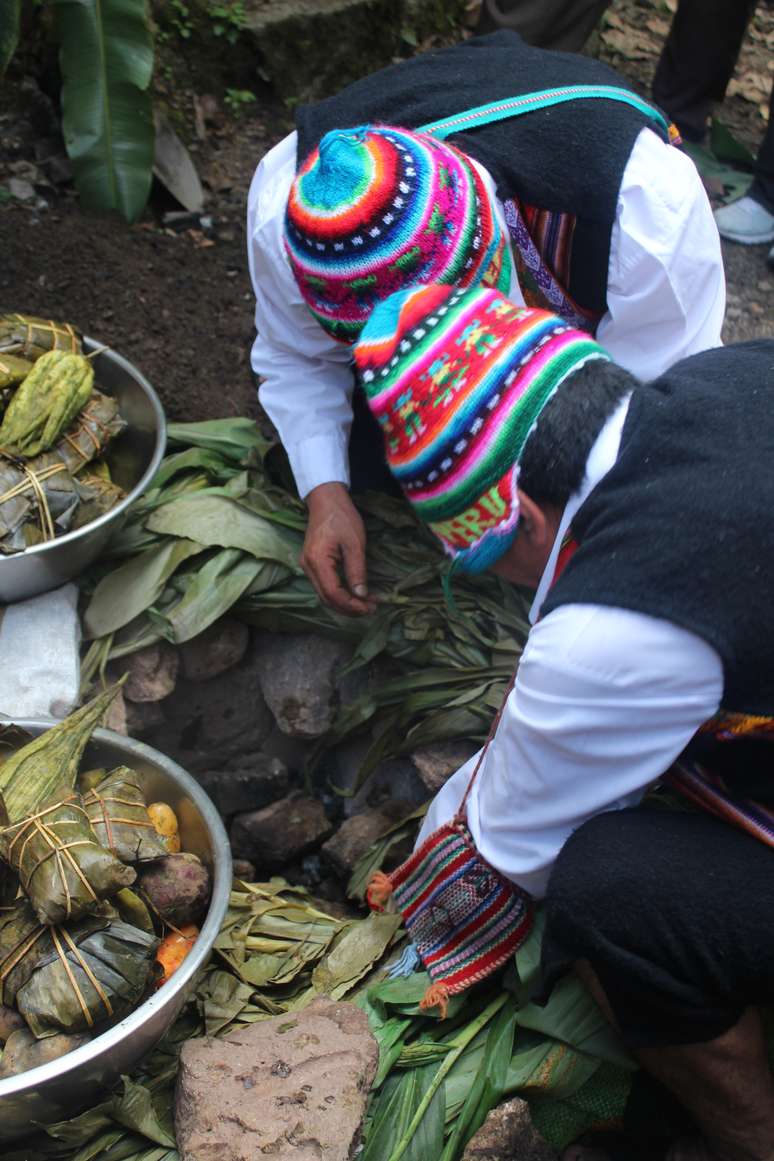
[52,0,155,222]
[0,0,21,79]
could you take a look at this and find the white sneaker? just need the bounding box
[714,196,774,244]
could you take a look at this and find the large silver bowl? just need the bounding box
[0,338,166,604]
[0,725,232,1142]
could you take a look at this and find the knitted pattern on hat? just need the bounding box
[285,125,512,344]
[354,284,610,572]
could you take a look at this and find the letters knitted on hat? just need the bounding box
[284,125,512,343]
[354,284,611,572]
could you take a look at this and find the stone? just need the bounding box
[142,643,275,771]
[231,858,256,880]
[8,177,35,201]
[124,698,166,736]
[103,688,128,736]
[193,755,290,819]
[179,617,249,681]
[175,997,378,1161]
[411,739,478,795]
[242,0,465,103]
[329,737,428,817]
[461,1097,558,1161]
[124,642,179,703]
[254,632,354,739]
[321,799,411,878]
[230,795,332,866]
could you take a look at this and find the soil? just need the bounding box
[1,0,772,422]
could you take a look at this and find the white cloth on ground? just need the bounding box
[0,584,81,719]
[247,126,725,498]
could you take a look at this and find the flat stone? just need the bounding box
[175,997,378,1161]
[242,0,465,102]
[124,697,166,736]
[142,644,275,771]
[8,177,36,201]
[230,794,332,866]
[231,858,256,880]
[254,632,354,739]
[321,799,411,878]
[411,739,478,795]
[179,617,249,681]
[461,1098,558,1161]
[194,755,290,819]
[124,642,179,703]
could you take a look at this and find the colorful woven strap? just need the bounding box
[419,85,672,140]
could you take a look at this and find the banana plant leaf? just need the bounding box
[166,418,270,462]
[0,315,82,360]
[52,0,155,223]
[148,549,264,644]
[0,786,136,926]
[83,539,205,638]
[0,900,158,1038]
[146,494,302,571]
[83,767,168,864]
[0,0,20,78]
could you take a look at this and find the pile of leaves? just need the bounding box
[5,891,636,1161]
[80,419,531,780]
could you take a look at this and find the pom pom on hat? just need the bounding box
[354,285,611,572]
[284,125,511,344]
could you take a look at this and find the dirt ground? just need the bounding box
[1,0,772,423]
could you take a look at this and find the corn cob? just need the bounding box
[0,314,82,360]
[0,349,94,457]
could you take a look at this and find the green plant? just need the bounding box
[209,0,245,45]
[1,1,155,223]
[224,87,256,114]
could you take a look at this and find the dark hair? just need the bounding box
[518,359,638,509]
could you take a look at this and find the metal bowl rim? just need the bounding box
[0,724,232,1100]
[0,337,167,560]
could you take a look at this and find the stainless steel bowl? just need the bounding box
[0,338,166,604]
[0,725,232,1142]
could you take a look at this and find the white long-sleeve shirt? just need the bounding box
[247,127,725,498]
[416,397,724,899]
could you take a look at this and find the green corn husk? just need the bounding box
[0,898,158,1038]
[0,389,125,552]
[0,354,33,392]
[0,349,94,457]
[0,786,136,926]
[0,684,124,822]
[83,767,168,864]
[0,313,82,360]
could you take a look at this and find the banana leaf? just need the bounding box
[0,390,125,551]
[84,768,168,864]
[52,0,155,223]
[0,684,124,822]
[0,787,136,926]
[0,315,82,360]
[0,0,20,79]
[83,539,205,638]
[0,353,32,391]
[166,418,271,462]
[0,899,158,1039]
[146,494,302,571]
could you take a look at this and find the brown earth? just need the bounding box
[1,0,772,424]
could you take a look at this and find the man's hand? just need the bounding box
[301,483,375,616]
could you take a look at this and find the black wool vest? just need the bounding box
[295,31,671,317]
[543,341,774,724]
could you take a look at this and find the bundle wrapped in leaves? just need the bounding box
[0,313,82,360]
[0,898,158,1038]
[0,389,125,553]
[0,787,136,926]
[83,767,168,864]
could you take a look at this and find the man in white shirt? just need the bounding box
[353,282,774,1161]
[247,33,725,619]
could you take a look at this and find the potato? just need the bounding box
[0,1028,89,1078]
[0,1004,24,1045]
[137,853,211,927]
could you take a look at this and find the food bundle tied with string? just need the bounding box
[0,687,212,1079]
[0,313,127,553]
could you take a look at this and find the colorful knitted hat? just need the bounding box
[284,125,512,344]
[354,284,611,572]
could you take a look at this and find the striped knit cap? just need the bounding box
[284,125,512,344]
[354,284,611,572]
